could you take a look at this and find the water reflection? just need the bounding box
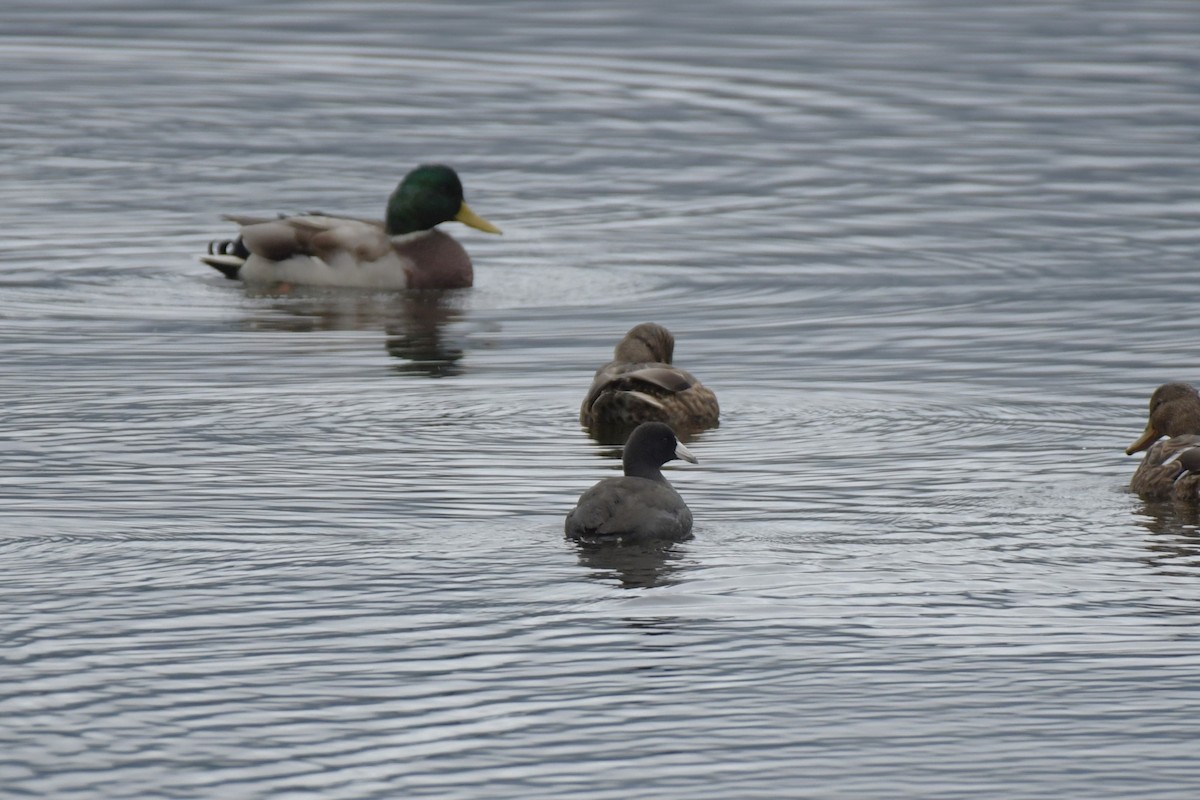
[571,540,688,589]
[1132,497,1200,536]
[584,420,715,447]
[237,286,466,377]
[383,292,465,378]
[1131,498,1200,578]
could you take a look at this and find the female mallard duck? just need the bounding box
[565,421,698,542]
[199,164,500,289]
[1126,382,1200,499]
[580,323,719,440]
[1166,446,1200,501]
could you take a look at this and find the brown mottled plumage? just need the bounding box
[579,323,719,441]
[1126,383,1200,499]
[1168,446,1200,501]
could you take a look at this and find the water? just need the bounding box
[3,1,1200,797]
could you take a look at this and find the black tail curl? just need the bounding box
[206,236,250,260]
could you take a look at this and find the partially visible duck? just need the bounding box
[565,421,698,542]
[1126,382,1200,499]
[580,323,719,440]
[1168,445,1200,500]
[199,164,500,289]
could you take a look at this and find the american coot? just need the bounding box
[565,421,699,542]
[199,164,501,289]
[1127,383,1200,499]
[580,323,719,439]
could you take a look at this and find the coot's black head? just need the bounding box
[622,421,697,480]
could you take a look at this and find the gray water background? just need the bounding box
[3,1,1200,797]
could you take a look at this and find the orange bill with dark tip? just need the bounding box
[1126,424,1162,456]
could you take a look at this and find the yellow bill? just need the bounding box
[455,202,501,234]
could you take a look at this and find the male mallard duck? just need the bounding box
[565,421,698,542]
[199,164,500,289]
[1126,382,1200,499]
[580,323,719,440]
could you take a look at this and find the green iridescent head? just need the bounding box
[385,164,501,237]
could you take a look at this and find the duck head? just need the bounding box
[1127,382,1200,455]
[386,164,501,236]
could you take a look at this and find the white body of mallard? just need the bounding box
[200,165,500,290]
[201,215,475,290]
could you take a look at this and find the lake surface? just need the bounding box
[3,1,1200,797]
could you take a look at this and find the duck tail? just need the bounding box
[198,236,249,279]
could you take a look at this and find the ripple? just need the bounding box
[5,0,1200,798]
